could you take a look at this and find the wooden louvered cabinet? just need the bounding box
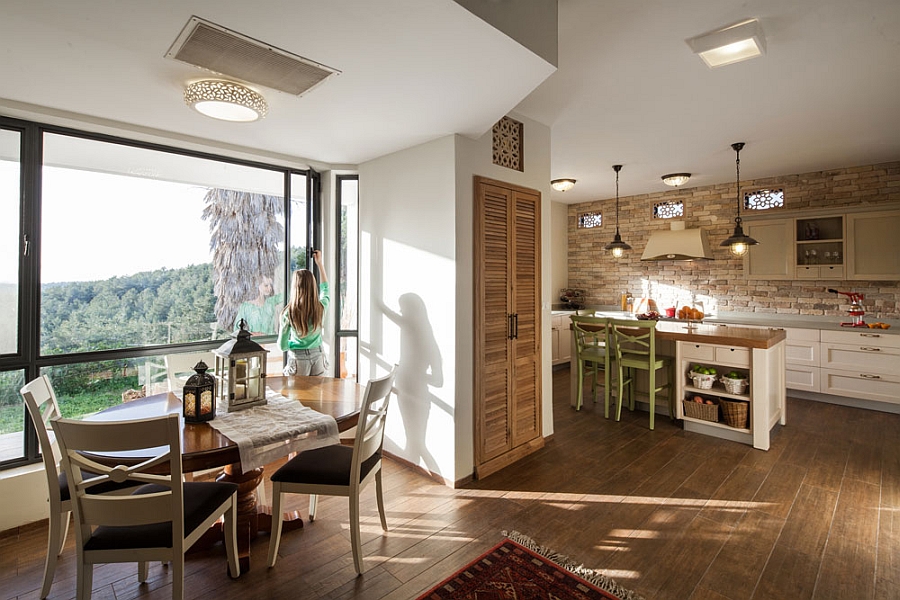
[473,176,543,479]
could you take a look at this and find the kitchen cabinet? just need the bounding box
[674,328,786,451]
[744,218,792,280]
[551,313,573,365]
[846,210,900,280]
[820,329,900,404]
[784,327,820,392]
[794,216,844,280]
[473,176,543,479]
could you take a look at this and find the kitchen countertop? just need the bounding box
[552,307,899,335]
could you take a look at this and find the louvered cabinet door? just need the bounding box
[511,191,541,447]
[474,176,543,477]
[475,181,513,463]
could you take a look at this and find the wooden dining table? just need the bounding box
[86,375,364,571]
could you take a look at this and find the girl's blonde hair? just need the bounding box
[283,269,323,337]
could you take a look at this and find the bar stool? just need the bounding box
[570,315,614,416]
[610,319,674,430]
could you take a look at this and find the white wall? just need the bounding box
[551,200,568,298]
[358,136,459,481]
[0,465,48,531]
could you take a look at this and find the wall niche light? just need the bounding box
[184,80,268,122]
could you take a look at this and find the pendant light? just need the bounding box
[720,142,759,256]
[603,164,631,258]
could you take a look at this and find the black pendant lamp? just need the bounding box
[603,164,631,258]
[720,142,759,256]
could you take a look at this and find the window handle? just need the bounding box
[23,233,30,257]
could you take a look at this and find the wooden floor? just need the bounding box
[2,365,898,600]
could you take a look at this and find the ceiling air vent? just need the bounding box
[166,16,340,96]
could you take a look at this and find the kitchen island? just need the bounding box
[569,316,786,450]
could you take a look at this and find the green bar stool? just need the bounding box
[610,319,674,430]
[570,315,614,416]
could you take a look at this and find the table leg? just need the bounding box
[218,464,264,572]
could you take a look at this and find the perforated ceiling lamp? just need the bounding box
[687,18,766,68]
[603,165,631,258]
[551,178,577,192]
[661,173,691,187]
[184,80,268,122]
[720,142,759,257]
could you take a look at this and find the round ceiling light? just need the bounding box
[184,80,268,122]
[551,178,577,192]
[661,173,691,187]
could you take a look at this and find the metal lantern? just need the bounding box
[214,319,269,412]
[183,360,216,423]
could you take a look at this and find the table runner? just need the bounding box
[205,388,340,471]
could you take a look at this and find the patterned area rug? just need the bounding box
[416,530,646,600]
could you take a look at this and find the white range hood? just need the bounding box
[641,221,714,261]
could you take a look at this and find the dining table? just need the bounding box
[86,375,364,572]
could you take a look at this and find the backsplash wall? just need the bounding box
[567,161,900,319]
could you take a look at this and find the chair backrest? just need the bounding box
[51,414,185,550]
[165,351,215,392]
[609,319,658,363]
[570,315,610,360]
[21,375,64,506]
[351,366,397,484]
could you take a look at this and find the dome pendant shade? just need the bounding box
[661,173,691,187]
[185,80,268,122]
[551,178,577,192]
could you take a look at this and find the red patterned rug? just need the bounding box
[416,531,645,600]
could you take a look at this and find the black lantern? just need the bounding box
[182,360,216,423]
[214,319,269,412]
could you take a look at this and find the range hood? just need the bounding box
[640,221,714,261]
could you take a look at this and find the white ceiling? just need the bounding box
[1,0,898,203]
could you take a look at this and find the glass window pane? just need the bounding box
[0,129,20,356]
[338,336,357,381]
[339,177,358,331]
[40,133,285,354]
[0,370,26,463]
[289,173,309,272]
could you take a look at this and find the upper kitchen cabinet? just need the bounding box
[794,216,844,280]
[846,210,900,280]
[744,219,792,280]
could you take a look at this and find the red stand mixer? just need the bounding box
[828,288,866,327]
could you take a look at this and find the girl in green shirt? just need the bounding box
[278,250,330,376]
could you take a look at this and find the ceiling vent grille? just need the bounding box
[166,16,340,96]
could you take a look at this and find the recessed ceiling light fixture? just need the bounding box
[687,18,766,68]
[661,173,691,187]
[184,80,268,122]
[551,178,577,192]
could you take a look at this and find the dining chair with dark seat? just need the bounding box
[267,366,396,575]
[570,315,615,416]
[610,318,674,430]
[21,375,141,599]
[51,412,241,600]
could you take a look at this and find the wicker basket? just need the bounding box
[720,399,749,429]
[689,371,716,389]
[682,399,719,422]
[720,376,748,395]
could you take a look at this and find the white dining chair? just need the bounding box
[51,412,241,600]
[267,366,396,575]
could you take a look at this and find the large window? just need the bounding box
[0,118,319,468]
[335,175,358,380]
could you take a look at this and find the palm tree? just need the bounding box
[202,189,284,329]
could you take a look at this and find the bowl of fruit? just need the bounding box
[677,306,705,321]
[689,365,717,389]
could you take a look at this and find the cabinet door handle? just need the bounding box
[860,333,881,338]
[508,314,514,340]
[513,313,519,339]
[860,373,881,380]
[859,347,882,352]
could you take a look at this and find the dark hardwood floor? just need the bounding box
[2,365,898,599]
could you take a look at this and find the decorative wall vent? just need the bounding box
[492,116,524,172]
[653,200,685,219]
[166,16,340,96]
[744,188,784,210]
[577,211,602,228]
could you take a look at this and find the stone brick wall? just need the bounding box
[567,161,900,319]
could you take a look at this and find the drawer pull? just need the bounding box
[859,347,882,352]
[860,333,881,338]
[860,374,881,380]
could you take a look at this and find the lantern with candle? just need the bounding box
[214,319,269,412]
[182,360,216,422]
